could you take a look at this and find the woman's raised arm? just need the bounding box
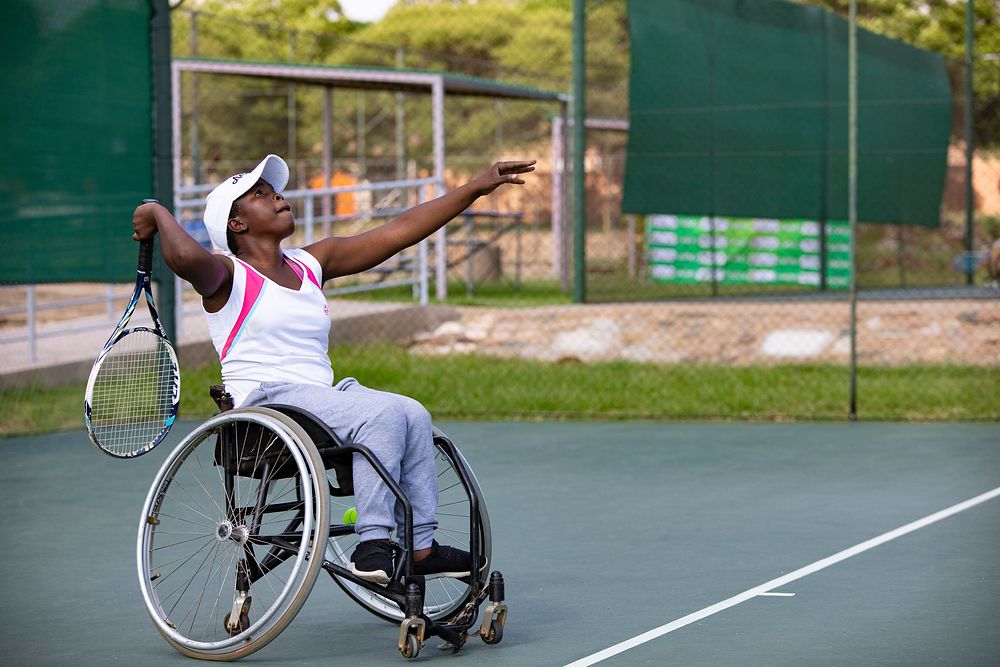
[305,160,535,281]
[132,201,233,299]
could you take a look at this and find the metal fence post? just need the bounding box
[26,286,36,363]
[432,78,447,301]
[551,114,564,283]
[418,186,429,305]
[572,0,587,303]
[848,0,859,421]
[304,191,314,245]
[466,215,474,297]
[151,0,176,342]
[964,0,975,286]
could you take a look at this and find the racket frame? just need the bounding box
[84,238,181,458]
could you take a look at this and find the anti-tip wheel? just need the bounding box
[223,611,250,637]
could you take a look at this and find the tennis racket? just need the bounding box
[84,201,180,458]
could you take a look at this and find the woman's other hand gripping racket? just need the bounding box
[84,200,180,458]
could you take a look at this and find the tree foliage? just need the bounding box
[795,0,1000,146]
[170,0,1000,185]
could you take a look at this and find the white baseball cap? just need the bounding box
[203,154,289,252]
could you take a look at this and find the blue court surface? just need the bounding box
[1,420,998,666]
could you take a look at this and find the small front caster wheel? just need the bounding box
[400,633,421,660]
[223,611,249,636]
[482,621,503,645]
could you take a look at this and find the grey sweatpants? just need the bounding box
[242,378,439,550]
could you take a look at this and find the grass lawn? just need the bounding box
[2,345,996,437]
[330,278,573,308]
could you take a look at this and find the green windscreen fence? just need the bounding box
[0,0,154,284]
[622,0,952,229]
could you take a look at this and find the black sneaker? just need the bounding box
[413,541,485,579]
[350,539,394,583]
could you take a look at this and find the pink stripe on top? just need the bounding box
[287,256,321,289]
[220,261,266,361]
[285,257,304,282]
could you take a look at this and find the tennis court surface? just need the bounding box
[1,420,997,666]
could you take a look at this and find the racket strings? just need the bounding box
[90,330,177,455]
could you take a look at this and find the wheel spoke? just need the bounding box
[161,539,224,618]
[134,412,329,658]
[171,471,228,525]
[186,539,228,640]
[152,532,218,552]
[206,547,242,642]
[151,536,217,591]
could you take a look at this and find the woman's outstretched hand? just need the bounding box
[471,160,536,196]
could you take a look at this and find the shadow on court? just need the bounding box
[1,421,998,666]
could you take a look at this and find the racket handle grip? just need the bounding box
[138,240,154,273]
[138,199,159,273]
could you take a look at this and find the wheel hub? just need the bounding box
[215,520,233,541]
[215,520,249,544]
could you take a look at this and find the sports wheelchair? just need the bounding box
[136,387,505,661]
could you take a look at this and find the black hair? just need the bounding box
[226,200,240,254]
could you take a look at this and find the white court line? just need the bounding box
[758,592,795,597]
[564,485,1000,667]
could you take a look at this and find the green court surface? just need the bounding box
[1,421,998,666]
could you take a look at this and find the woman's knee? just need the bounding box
[362,397,409,435]
[373,393,431,432]
[400,397,432,431]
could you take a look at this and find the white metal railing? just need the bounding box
[0,284,138,363]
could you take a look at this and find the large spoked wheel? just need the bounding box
[137,408,329,661]
[326,427,491,622]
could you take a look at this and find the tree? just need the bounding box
[170,0,998,185]
[794,0,1000,146]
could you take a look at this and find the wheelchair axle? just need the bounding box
[215,519,249,545]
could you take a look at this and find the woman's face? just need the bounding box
[229,178,294,241]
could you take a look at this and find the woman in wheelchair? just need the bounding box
[133,154,533,586]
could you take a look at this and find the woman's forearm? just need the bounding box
[385,180,484,247]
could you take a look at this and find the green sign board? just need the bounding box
[646,215,851,288]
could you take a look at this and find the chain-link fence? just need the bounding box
[575,0,999,421]
[2,0,997,436]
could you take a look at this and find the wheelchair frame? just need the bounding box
[136,387,506,661]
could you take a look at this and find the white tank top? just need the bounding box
[204,248,333,407]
